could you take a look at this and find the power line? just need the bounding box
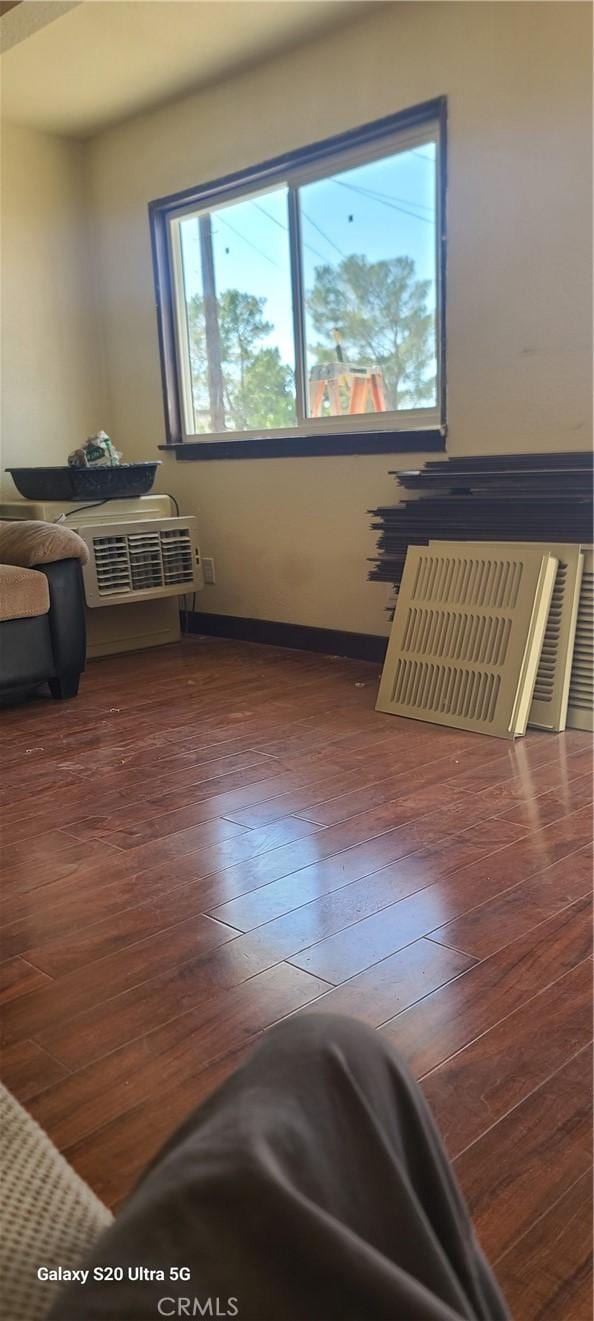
[301,208,346,258]
[253,202,328,264]
[208,169,434,292]
[333,179,435,225]
[215,215,281,269]
[217,207,334,273]
[349,181,435,222]
[253,202,287,232]
[333,178,433,223]
[348,183,434,215]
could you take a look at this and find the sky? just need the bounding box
[178,137,437,380]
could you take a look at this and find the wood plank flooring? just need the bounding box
[1,636,592,1317]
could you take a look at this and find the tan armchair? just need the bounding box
[0,520,89,700]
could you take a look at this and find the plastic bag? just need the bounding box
[68,431,122,468]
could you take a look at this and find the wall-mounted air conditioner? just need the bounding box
[0,495,203,657]
[76,516,202,606]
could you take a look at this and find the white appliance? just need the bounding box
[0,496,203,658]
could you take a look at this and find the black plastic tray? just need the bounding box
[6,463,161,502]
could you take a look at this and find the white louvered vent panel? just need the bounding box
[401,609,512,667]
[412,556,524,610]
[393,660,501,724]
[567,554,594,730]
[377,543,558,739]
[532,563,567,703]
[429,542,584,733]
[92,536,132,596]
[161,528,194,586]
[79,516,200,607]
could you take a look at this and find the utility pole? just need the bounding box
[198,213,225,432]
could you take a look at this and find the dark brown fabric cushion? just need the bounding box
[0,521,89,569]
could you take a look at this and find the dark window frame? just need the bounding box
[149,96,447,461]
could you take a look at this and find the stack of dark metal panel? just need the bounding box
[368,451,593,594]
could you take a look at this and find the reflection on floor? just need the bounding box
[1,637,592,1319]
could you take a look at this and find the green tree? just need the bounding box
[187,290,294,431]
[307,254,435,410]
[186,293,209,427]
[240,348,295,429]
[186,254,434,430]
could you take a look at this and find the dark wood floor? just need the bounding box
[1,637,592,1318]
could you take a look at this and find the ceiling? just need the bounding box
[0,0,367,139]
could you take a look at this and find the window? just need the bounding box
[151,98,446,458]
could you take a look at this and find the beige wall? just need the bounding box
[4,2,592,636]
[1,122,105,497]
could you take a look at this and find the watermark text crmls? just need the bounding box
[157,1299,239,1317]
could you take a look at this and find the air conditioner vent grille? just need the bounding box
[128,531,163,591]
[79,516,200,607]
[160,528,194,585]
[93,535,132,596]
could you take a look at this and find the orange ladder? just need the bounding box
[309,363,387,417]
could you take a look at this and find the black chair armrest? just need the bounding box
[38,558,87,679]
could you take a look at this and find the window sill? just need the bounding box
[159,428,446,461]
